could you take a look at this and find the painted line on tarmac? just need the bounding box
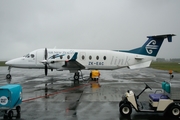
[22,83,91,102]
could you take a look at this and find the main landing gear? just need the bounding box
[73,70,83,84]
[74,72,80,84]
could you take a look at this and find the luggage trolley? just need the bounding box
[0,84,22,119]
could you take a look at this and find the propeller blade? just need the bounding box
[44,48,48,76]
[45,48,48,60]
[45,65,48,76]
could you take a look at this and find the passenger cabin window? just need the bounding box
[60,55,63,59]
[89,56,92,60]
[67,55,70,59]
[82,55,85,60]
[103,56,106,60]
[96,56,99,60]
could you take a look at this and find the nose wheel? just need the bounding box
[6,74,12,79]
[6,66,12,83]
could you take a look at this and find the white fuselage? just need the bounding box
[6,48,154,71]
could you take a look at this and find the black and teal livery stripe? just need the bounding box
[116,34,175,57]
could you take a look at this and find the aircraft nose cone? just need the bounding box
[5,57,25,67]
[5,60,12,66]
[5,58,20,66]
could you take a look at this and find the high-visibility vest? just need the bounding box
[91,70,100,78]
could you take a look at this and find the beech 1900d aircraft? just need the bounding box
[5,34,175,83]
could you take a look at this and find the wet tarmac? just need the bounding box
[0,66,180,120]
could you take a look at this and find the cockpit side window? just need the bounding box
[24,54,35,58]
[24,54,30,58]
[31,54,35,58]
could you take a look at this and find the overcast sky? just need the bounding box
[0,0,179,60]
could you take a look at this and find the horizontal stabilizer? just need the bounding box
[135,56,144,60]
[147,34,176,42]
[128,61,152,69]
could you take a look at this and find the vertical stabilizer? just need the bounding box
[137,34,175,56]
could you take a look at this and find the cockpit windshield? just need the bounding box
[23,54,35,58]
[23,54,30,58]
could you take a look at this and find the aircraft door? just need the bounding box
[36,49,44,68]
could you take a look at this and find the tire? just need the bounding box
[120,104,132,117]
[74,75,79,80]
[6,74,11,79]
[119,101,124,107]
[169,105,180,118]
[74,72,79,80]
[16,106,21,113]
[8,110,13,120]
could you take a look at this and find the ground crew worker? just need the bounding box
[90,69,100,83]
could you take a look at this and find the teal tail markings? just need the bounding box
[70,52,78,61]
[119,34,176,57]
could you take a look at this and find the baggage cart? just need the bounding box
[0,84,22,119]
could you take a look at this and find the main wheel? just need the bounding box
[74,72,79,80]
[74,72,79,84]
[119,104,132,117]
[169,105,180,118]
[74,75,79,80]
[6,74,11,79]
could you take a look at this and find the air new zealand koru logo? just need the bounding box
[145,40,159,54]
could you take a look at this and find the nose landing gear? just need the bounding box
[6,66,12,83]
[6,74,11,79]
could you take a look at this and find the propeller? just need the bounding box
[44,48,48,76]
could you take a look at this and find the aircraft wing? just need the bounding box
[62,60,85,69]
[62,52,85,69]
[49,52,85,70]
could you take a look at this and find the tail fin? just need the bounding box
[129,34,175,56]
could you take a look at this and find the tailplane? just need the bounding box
[128,34,175,56]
